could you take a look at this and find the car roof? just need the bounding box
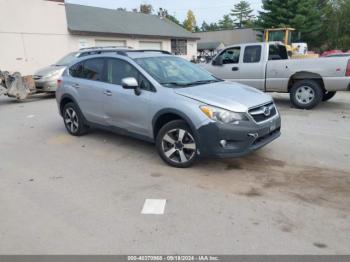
[83,49,172,59]
[80,46,132,51]
[124,50,172,59]
[68,50,173,66]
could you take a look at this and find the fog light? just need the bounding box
[248,133,259,139]
[220,140,227,148]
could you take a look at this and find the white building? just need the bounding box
[0,0,198,75]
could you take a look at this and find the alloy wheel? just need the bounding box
[161,128,197,164]
[64,107,79,134]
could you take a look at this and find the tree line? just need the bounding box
[120,0,350,51]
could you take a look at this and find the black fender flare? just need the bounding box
[59,94,88,123]
[152,108,200,142]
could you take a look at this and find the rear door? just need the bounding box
[265,44,290,92]
[68,58,107,124]
[208,46,241,81]
[238,45,265,90]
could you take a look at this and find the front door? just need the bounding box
[102,58,153,136]
[238,45,265,90]
[207,46,241,81]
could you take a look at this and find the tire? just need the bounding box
[290,80,323,109]
[62,102,89,136]
[322,91,336,102]
[156,120,198,168]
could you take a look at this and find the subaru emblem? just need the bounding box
[263,106,271,116]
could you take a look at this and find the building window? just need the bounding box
[171,39,187,55]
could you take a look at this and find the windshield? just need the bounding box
[53,52,80,66]
[135,56,220,87]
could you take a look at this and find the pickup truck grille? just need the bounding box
[249,102,277,123]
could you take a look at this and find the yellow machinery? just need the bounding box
[264,27,295,54]
[264,27,319,59]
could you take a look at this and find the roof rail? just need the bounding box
[114,49,172,57]
[128,49,171,55]
[79,46,133,51]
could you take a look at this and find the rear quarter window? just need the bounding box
[69,58,106,81]
[243,45,262,63]
[69,62,84,78]
[269,45,288,60]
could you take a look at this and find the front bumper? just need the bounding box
[197,115,281,158]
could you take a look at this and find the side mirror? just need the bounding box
[121,77,141,95]
[212,56,223,66]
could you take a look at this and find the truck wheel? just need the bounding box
[322,91,336,102]
[290,80,323,109]
[156,120,198,168]
[63,102,89,136]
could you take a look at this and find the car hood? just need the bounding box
[174,81,272,112]
[34,65,66,77]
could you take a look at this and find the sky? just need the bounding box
[66,0,263,25]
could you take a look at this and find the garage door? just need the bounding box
[139,41,162,50]
[95,40,126,47]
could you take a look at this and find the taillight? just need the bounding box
[347,60,350,76]
[57,79,62,89]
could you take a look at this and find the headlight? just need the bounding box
[200,105,248,124]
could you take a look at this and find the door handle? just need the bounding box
[232,67,239,71]
[104,90,112,96]
[72,83,80,88]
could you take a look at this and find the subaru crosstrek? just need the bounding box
[56,50,281,168]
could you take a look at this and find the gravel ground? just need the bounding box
[0,92,349,254]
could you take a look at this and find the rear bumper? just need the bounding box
[35,79,57,92]
[197,115,281,158]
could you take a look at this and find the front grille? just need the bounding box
[249,102,277,123]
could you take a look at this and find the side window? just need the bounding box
[82,58,105,81]
[243,45,262,63]
[106,58,153,91]
[69,62,84,78]
[218,47,241,64]
[69,58,105,81]
[269,45,288,60]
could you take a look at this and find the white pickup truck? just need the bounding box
[202,42,350,109]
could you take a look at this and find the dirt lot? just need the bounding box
[0,92,349,254]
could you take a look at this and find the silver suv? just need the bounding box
[56,50,281,167]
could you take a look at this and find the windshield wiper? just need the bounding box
[160,82,192,87]
[185,79,222,86]
[160,79,221,87]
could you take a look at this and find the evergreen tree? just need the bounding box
[320,0,350,50]
[230,0,255,28]
[208,23,220,31]
[218,14,234,30]
[201,21,209,31]
[258,0,323,48]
